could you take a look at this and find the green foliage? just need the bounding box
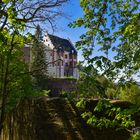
[31,25,48,88]
[0,0,68,135]
[105,87,117,99]
[70,0,140,82]
[76,98,86,109]
[77,99,137,130]
[77,67,140,102]
[94,100,111,112]
[76,67,117,98]
[39,90,50,96]
[0,29,33,111]
[118,83,140,106]
[129,134,140,140]
[76,74,105,98]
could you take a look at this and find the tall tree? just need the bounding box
[0,0,68,135]
[70,0,140,82]
[0,29,33,133]
[31,25,48,88]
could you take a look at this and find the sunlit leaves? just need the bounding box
[2,0,10,4]
[70,0,140,82]
[79,99,137,129]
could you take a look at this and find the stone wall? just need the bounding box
[47,78,77,96]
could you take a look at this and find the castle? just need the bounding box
[23,33,79,79]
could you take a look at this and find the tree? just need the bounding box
[70,0,140,82]
[0,29,33,133]
[0,0,68,135]
[76,66,116,99]
[118,83,140,106]
[0,0,69,31]
[70,2,140,133]
[31,25,48,88]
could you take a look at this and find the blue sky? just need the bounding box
[54,1,84,42]
[43,1,139,82]
[47,1,85,61]
[49,1,116,61]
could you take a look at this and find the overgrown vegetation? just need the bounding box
[0,0,68,135]
[118,83,140,106]
[77,99,138,130]
[0,28,34,133]
[69,0,140,82]
[67,69,140,139]
[0,0,139,139]
[76,72,115,98]
[68,1,140,138]
[31,25,49,88]
[129,134,140,140]
[75,69,140,105]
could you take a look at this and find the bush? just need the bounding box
[77,99,138,130]
[129,134,140,140]
[76,74,111,98]
[118,84,140,106]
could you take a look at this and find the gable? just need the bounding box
[48,34,77,55]
[43,34,54,50]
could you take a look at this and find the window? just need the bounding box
[69,61,73,67]
[69,54,72,59]
[65,54,68,59]
[65,63,68,66]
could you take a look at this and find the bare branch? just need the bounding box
[16,0,68,23]
[0,0,69,31]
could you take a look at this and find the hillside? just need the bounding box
[1,97,131,140]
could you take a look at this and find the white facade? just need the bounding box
[23,33,79,79]
[43,33,79,79]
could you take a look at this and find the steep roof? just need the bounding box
[48,34,77,55]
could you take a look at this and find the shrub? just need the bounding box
[118,84,140,106]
